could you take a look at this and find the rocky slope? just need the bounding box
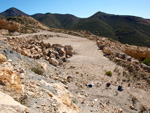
[0,29,150,113]
[0,34,79,113]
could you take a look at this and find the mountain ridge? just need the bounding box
[1,7,150,46]
[0,7,28,17]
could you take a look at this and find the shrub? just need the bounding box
[0,19,18,32]
[105,71,112,77]
[72,99,77,104]
[142,58,150,66]
[31,67,44,75]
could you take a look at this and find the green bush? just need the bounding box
[105,71,112,77]
[31,67,44,75]
[142,58,150,66]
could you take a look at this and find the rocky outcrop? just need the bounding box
[122,45,150,61]
[0,69,22,100]
[0,91,28,113]
[97,38,150,77]
[41,82,80,113]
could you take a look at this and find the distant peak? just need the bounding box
[9,7,18,9]
[45,13,51,15]
[95,11,107,15]
[6,7,20,11]
[1,7,28,17]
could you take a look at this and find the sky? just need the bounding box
[0,0,150,19]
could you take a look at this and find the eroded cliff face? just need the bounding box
[121,45,150,61]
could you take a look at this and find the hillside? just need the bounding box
[0,7,28,17]
[32,13,80,29]
[0,11,150,112]
[0,16,49,33]
[32,12,150,47]
[74,12,150,47]
[1,7,150,46]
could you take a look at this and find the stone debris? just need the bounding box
[7,35,73,66]
[97,38,150,77]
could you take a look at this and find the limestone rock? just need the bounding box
[8,36,73,66]
[49,58,59,66]
[0,54,7,63]
[122,45,150,61]
[65,45,73,56]
[59,48,66,56]
[0,70,22,99]
[103,47,113,55]
[0,91,28,113]
[0,29,9,35]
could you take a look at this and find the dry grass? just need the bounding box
[0,19,18,32]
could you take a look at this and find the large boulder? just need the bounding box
[103,47,113,55]
[0,91,28,113]
[65,45,73,56]
[49,58,59,67]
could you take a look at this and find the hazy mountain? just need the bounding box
[1,7,150,46]
[0,7,28,17]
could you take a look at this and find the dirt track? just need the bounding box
[42,31,150,113]
[12,31,150,113]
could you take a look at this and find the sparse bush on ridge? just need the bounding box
[142,58,150,66]
[31,67,44,75]
[0,19,18,32]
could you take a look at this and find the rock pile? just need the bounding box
[7,36,73,66]
[97,38,150,72]
[0,42,79,113]
[97,38,150,83]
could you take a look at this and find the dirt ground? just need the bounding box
[43,32,150,113]
[7,31,150,113]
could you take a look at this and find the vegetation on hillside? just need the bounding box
[0,19,18,32]
[1,8,150,47]
[142,58,150,66]
[32,11,150,47]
